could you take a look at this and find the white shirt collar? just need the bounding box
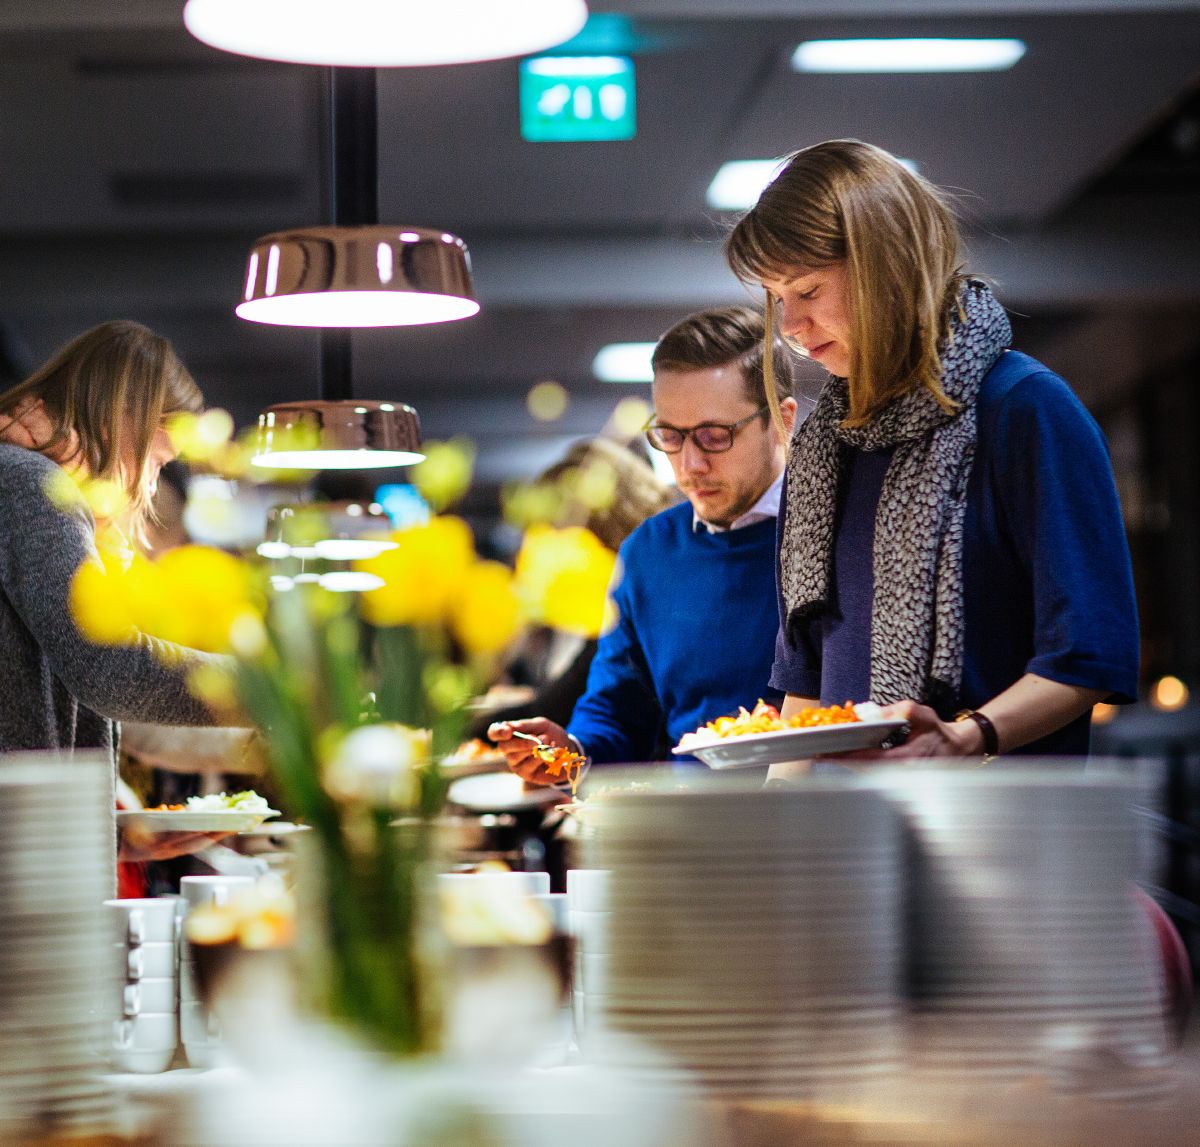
[693,470,784,534]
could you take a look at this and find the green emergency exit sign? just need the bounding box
[519,56,636,142]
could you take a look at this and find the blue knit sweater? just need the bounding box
[568,501,782,763]
[770,351,1139,755]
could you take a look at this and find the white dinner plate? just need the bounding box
[116,808,279,833]
[234,820,312,838]
[447,770,566,812]
[673,719,908,769]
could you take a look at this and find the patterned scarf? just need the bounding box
[780,280,1011,708]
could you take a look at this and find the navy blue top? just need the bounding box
[569,501,782,763]
[770,351,1139,756]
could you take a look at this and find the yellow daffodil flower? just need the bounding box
[515,524,619,639]
[450,560,521,656]
[357,516,475,628]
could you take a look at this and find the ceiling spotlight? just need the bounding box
[792,38,1026,74]
[183,0,588,67]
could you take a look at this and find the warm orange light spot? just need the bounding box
[1150,676,1190,713]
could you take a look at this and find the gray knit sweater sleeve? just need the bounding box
[0,444,225,728]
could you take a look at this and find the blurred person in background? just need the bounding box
[490,305,797,781]
[725,139,1138,764]
[0,320,243,868]
[470,437,676,735]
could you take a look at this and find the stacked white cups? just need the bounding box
[566,868,611,1050]
[178,875,255,1067]
[106,897,180,1073]
[0,754,117,1137]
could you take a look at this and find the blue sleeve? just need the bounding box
[768,486,823,698]
[566,555,662,764]
[991,373,1139,702]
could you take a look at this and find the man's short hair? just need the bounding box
[651,305,794,407]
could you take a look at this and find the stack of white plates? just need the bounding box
[0,753,119,1137]
[876,769,1171,1096]
[583,783,903,1101]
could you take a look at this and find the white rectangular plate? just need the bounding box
[676,720,908,769]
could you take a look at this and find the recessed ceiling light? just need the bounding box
[792,38,1026,74]
[708,156,919,211]
[183,0,588,67]
[592,342,656,383]
[706,160,786,211]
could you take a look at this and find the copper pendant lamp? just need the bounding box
[247,69,475,470]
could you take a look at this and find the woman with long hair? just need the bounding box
[726,140,1138,761]
[0,320,235,863]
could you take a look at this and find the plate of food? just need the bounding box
[441,738,509,776]
[117,791,280,833]
[673,700,907,770]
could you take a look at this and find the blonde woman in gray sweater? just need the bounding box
[0,320,237,863]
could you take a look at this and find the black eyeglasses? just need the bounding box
[643,405,770,454]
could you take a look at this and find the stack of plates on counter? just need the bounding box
[876,768,1171,1098]
[582,782,903,1102]
[0,753,119,1137]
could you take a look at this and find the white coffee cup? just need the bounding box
[112,1011,177,1052]
[574,951,611,994]
[180,999,223,1048]
[104,897,178,945]
[112,1046,176,1074]
[179,875,255,910]
[178,957,200,1004]
[531,892,569,933]
[120,941,176,980]
[566,869,610,912]
[566,909,612,953]
[122,977,176,1017]
[111,1011,177,1074]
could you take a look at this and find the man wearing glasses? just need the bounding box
[491,306,799,782]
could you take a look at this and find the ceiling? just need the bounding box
[2,0,1200,491]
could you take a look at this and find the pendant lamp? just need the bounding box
[246,69,470,469]
[184,0,588,68]
[238,225,477,328]
[253,400,423,471]
[258,500,397,560]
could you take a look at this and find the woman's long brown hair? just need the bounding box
[0,320,203,535]
[726,139,968,428]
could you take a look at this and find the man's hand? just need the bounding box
[118,829,234,863]
[487,718,574,787]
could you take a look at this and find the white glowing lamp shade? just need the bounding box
[183,0,588,67]
[319,571,387,593]
[237,292,479,329]
[237,226,477,330]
